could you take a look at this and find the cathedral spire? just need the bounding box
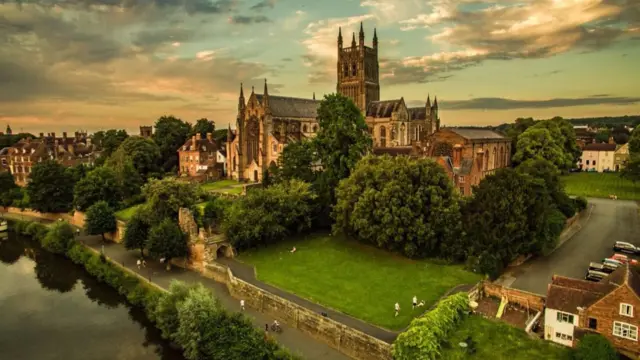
[227,124,233,143]
[263,78,269,96]
[359,22,365,45]
[433,96,438,108]
[263,79,270,113]
[373,28,378,48]
[351,32,356,47]
[313,92,316,100]
[338,27,343,48]
[426,94,431,108]
[238,83,245,111]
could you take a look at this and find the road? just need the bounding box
[510,198,640,295]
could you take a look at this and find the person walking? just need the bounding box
[412,295,417,309]
[137,259,141,269]
[395,302,400,317]
[240,299,245,311]
[142,259,147,268]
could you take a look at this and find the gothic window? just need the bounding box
[303,124,308,132]
[400,123,406,145]
[313,125,318,132]
[492,148,497,169]
[500,146,505,167]
[352,63,357,76]
[344,64,348,77]
[233,156,236,171]
[391,127,396,141]
[380,126,387,147]
[272,142,277,153]
[247,118,259,164]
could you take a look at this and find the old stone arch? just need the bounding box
[499,146,505,167]
[483,151,489,171]
[216,243,234,259]
[492,148,497,169]
[254,170,259,182]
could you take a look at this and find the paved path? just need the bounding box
[217,257,399,343]
[511,198,640,295]
[81,235,350,360]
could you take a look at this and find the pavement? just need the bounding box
[510,198,640,295]
[80,235,350,360]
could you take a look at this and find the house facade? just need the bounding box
[579,143,617,172]
[615,143,630,171]
[545,265,640,358]
[178,133,222,180]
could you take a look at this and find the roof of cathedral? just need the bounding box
[449,128,505,140]
[366,99,404,118]
[408,107,427,121]
[255,95,320,119]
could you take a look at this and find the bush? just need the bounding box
[25,222,49,242]
[41,221,75,254]
[393,292,469,360]
[573,334,617,360]
[574,196,588,212]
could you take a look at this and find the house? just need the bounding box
[178,133,223,180]
[216,147,227,176]
[615,143,630,171]
[545,264,640,358]
[579,143,617,172]
[7,132,98,186]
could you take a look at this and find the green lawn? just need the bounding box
[238,234,482,330]
[114,204,143,221]
[561,172,640,200]
[440,316,572,360]
[213,186,243,195]
[200,179,240,191]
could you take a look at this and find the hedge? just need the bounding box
[392,292,470,360]
[11,219,299,360]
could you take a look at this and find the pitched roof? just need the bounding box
[583,143,616,151]
[449,128,506,140]
[616,143,629,154]
[255,94,320,119]
[408,107,427,121]
[366,99,403,118]
[181,136,217,152]
[546,275,616,313]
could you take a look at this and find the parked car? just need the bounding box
[589,262,614,273]
[602,258,623,271]
[609,253,639,265]
[613,241,639,254]
[585,269,609,282]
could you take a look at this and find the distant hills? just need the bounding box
[451,115,640,131]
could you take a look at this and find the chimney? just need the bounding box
[63,132,67,139]
[51,132,56,139]
[206,132,212,141]
[39,132,44,138]
[453,144,462,168]
[192,135,196,146]
[609,136,615,144]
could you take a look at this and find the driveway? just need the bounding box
[510,198,640,295]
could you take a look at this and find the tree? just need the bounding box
[42,221,75,255]
[333,155,462,258]
[549,117,581,166]
[191,118,215,138]
[153,115,192,172]
[573,334,617,360]
[85,201,117,241]
[0,172,18,207]
[502,117,536,157]
[118,136,162,179]
[213,129,227,144]
[95,129,128,157]
[622,159,640,182]
[272,140,317,184]
[175,284,221,360]
[105,148,144,200]
[65,164,91,184]
[147,218,188,270]
[123,212,150,257]
[142,178,198,224]
[612,125,630,144]
[27,160,75,213]
[73,166,123,211]
[513,127,569,170]
[516,159,575,218]
[155,281,194,340]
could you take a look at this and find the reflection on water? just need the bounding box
[0,232,184,360]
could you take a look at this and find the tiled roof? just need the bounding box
[255,95,319,119]
[408,107,427,121]
[546,270,631,314]
[583,143,616,151]
[449,128,506,140]
[366,99,403,118]
[373,147,413,156]
[181,136,218,152]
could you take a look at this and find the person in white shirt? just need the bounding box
[412,296,417,309]
[394,302,400,317]
[240,299,245,311]
[137,259,141,269]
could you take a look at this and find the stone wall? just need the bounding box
[201,262,393,360]
[482,281,545,312]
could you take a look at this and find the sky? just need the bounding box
[1,0,639,134]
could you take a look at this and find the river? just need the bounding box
[0,231,185,360]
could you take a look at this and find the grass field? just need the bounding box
[440,316,572,360]
[200,179,240,191]
[561,172,640,200]
[238,233,482,330]
[114,204,143,221]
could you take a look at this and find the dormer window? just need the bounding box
[621,303,634,317]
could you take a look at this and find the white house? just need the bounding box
[216,149,227,176]
[578,143,616,172]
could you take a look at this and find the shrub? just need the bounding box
[25,222,49,242]
[41,221,75,254]
[392,292,469,360]
[573,334,617,360]
[574,196,588,212]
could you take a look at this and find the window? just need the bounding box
[588,318,598,330]
[555,332,573,341]
[303,125,308,133]
[613,321,638,341]
[459,187,465,195]
[556,312,574,324]
[459,176,465,183]
[272,142,278,153]
[586,160,590,165]
[593,160,596,166]
[620,303,634,317]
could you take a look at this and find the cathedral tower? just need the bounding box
[336,23,380,112]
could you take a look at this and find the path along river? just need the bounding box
[0,231,185,360]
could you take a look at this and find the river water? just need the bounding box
[0,232,185,360]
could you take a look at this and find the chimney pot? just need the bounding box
[192,135,196,144]
[63,132,67,138]
[206,132,212,141]
[51,132,56,139]
[39,132,44,138]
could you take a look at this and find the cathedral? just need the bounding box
[226,24,440,182]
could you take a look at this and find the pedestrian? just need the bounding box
[160,257,165,263]
[137,259,141,269]
[76,229,80,237]
[394,302,400,317]
[265,323,269,332]
[101,245,105,255]
[240,299,245,311]
[142,259,147,268]
[412,295,417,309]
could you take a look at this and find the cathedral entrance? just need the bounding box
[254,170,259,182]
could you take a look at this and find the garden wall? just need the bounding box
[482,281,545,312]
[201,262,393,360]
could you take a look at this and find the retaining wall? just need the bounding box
[482,281,545,312]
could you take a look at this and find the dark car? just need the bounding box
[614,241,638,254]
[589,262,614,274]
[585,269,608,282]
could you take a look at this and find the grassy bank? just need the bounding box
[561,172,640,200]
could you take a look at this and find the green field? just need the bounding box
[441,316,572,359]
[561,172,640,200]
[238,233,482,330]
[114,204,143,221]
[200,179,240,191]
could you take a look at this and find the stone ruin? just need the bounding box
[178,207,235,269]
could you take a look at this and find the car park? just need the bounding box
[613,241,639,254]
[602,258,623,271]
[585,269,609,282]
[589,262,613,273]
[609,253,639,265]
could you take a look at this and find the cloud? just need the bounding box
[4,0,237,15]
[436,96,640,110]
[360,0,425,25]
[281,9,306,31]
[382,0,639,85]
[250,0,275,11]
[229,15,271,24]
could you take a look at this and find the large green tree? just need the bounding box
[93,129,128,157]
[73,166,123,211]
[84,201,117,241]
[123,212,149,257]
[573,334,617,360]
[118,136,162,179]
[141,178,198,224]
[27,160,75,213]
[549,117,581,166]
[515,158,576,218]
[622,127,640,181]
[105,148,144,200]
[513,127,570,170]
[42,221,75,255]
[153,116,192,172]
[0,172,19,207]
[147,218,188,270]
[273,140,317,184]
[190,118,215,138]
[333,155,461,258]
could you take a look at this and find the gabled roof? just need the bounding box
[255,94,319,119]
[448,128,506,140]
[408,107,427,121]
[180,136,217,152]
[366,99,404,118]
[583,143,616,151]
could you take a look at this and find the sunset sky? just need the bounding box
[1,0,639,134]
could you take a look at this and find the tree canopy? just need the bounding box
[191,118,215,138]
[333,155,461,258]
[513,125,572,170]
[123,212,150,257]
[26,160,75,213]
[73,166,123,211]
[141,177,198,224]
[84,201,117,240]
[93,129,128,157]
[105,147,144,200]
[147,218,188,270]
[573,334,617,360]
[118,136,162,180]
[272,140,317,184]
[153,115,192,172]
[622,127,640,182]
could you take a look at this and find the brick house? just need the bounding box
[545,264,640,358]
[7,132,98,186]
[178,133,223,180]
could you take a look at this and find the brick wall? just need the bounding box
[199,262,393,360]
[482,281,545,312]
